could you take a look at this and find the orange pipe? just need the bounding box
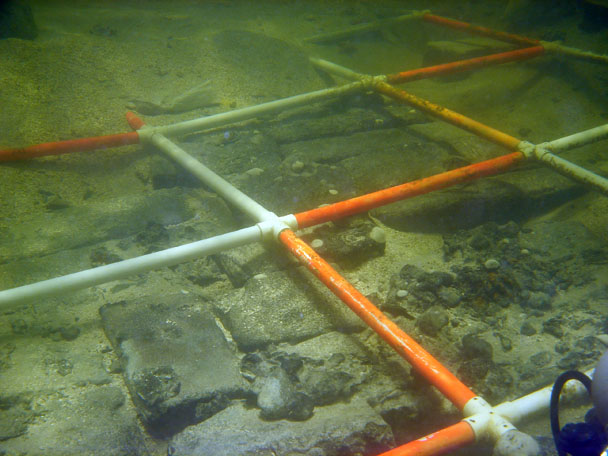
[126,111,146,131]
[374,81,522,150]
[377,421,476,456]
[386,46,545,84]
[295,151,524,228]
[0,131,140,162]
[279,229,477,410]
[422,13,540,47]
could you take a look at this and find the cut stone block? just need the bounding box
[168,397,394,456]
[100,293,248,437]
[214,269,365,351]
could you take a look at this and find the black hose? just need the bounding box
[550,370,593,456]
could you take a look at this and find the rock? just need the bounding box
[215,269,364,351]
[530,351,552,367]
[484,258,500,270]
[256,368,313,421]
[0,400,32,440]
[458,358,490,384]
[310,238,324,249]
[461,334,493,361]
[369,226,386,244]
[542,317,564,339]
[417,306,449,337]
[520,322,537,336]
[100,293,247,437]
[291,160,305,172]
[168,398,394,456]
[437,287,461,308]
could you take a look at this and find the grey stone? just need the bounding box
[168,398,394,456]
[278,333,369,407]
[527,291,552,310]
[437,286,462,308]
[520,322,537,336]
[461,334,493,361]
[0,403,32,440]
[302,221,386,266]
[530,351,552,367]
[484,258,500,270]
[417,306,449,337]
[543,317,564,339]
[215,269,364,351]
[100,293,247,437]
[255,368,314,421]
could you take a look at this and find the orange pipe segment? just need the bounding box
[126,111,146,131]
[0,131,140,162]
[295,151,524,228]
[386,46,545,84]
[279,229,477,410]
[422,13,540,47]
[377,421,476,456]
[374,81,522,150]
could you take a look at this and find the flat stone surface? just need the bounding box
[214,269,365,351]
[0,188,218,263]
[100,293,248,437]
[169,397,395,456]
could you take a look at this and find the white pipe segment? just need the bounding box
[148,81,364,138]
[0,225,262,308]
[544,124,608,153]
[533,146,608,196]
[145,130,276,222]
[309,57,367,81]
[495,368,594,423]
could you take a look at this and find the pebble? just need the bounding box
[310,239,324,249]
[245,167,264,177]
[396,289,409,298]
[291,160,304,172]
[328,189,338,195]
[484,258,500,270]
[369,226,386,244]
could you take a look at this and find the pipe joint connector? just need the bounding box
[463,396,516,441]
[359,75,377,90]
[517,140,536,159]
[256,214,298,242]
[135,126,156,144]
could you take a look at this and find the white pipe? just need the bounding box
[0,225,262,308]
[543,124,608,153]
[533,146,608,195]
[145,130,275,222]
[542,41,608,65]
[146,82,364,138]
[303,11,426,44]
[495,368,594,423]
[309,57,367,81]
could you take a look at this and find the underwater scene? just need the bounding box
[1,0,608,455]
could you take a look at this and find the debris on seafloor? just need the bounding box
[127,80,218,115]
